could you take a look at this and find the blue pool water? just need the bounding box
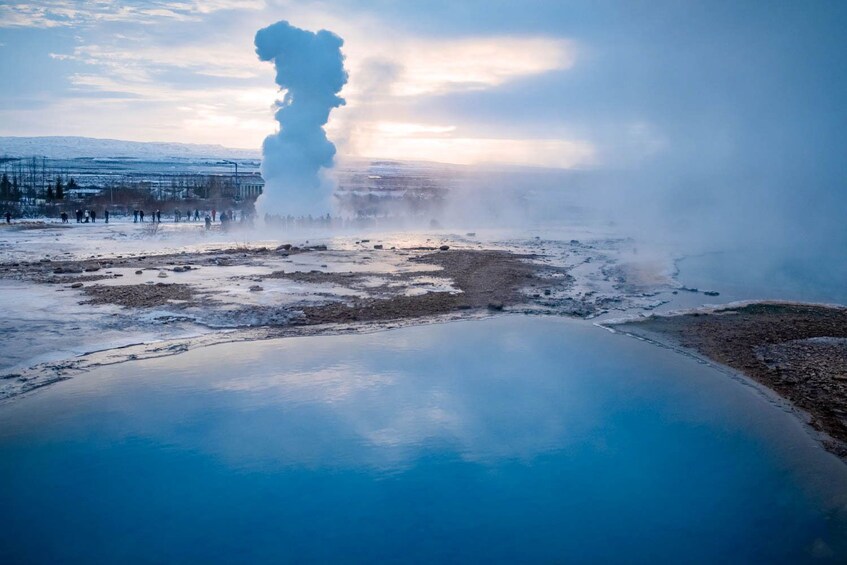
[1,316,846,563]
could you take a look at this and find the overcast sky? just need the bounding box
[0,1,845,176]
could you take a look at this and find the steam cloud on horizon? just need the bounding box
[254,20,348,217]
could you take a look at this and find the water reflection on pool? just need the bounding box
[1,316,846,562]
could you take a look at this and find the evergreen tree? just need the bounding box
[55,176,64,200]
[46,186,55,200]
[66,178,78,195]
[0,173,10,200]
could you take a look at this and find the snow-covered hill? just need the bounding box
[0,136,260,161]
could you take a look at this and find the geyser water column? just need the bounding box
[254,21,348,217]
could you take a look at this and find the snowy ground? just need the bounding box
[0,218,725,399]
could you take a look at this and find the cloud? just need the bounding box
[0,0,265,28]
[4,1,588,167]
[387,36,575,96]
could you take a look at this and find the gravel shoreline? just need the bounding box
[613,303,847,459]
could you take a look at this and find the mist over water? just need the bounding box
[413,2,847,299]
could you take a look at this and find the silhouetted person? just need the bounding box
[212,208,216,222]
[61,212,68,223]
[205,215,211,230]
[90,210,96,223]
[133,209,138,223]
[156,210,161,223]
[4,211,10,224]
[104,210,109,223]
[76,209,83,223]
[139,210,145,222]
[194,209,200,221]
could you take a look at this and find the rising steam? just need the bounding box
[254,21,348,217]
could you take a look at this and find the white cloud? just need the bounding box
[388,37,575,96]
[0,0,265,28]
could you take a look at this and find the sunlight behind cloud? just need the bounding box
[356,130,595,169]
[359,37,576,97]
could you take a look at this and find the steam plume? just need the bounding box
[254,21,348,216]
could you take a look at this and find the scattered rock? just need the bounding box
[704,290,720,296]
[135,270,143,275]
[157,271,168,278]
[70,282,83,289]
[374,244,383,249]
[439,245,450,251]
[249,285,263,292]
[487,302,504,311]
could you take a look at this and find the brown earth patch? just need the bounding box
[81,283,196,308]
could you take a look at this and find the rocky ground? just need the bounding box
[613,303,847,459]
[1,245,565,321]
[0,224,685,401]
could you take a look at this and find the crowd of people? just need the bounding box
[61,209,110,224]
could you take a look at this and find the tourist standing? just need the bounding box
[104,210,109,223]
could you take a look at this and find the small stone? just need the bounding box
[158,271,168,278]
[135,270,143,275]
[439,245,450,251]
[374,244,383,249]
[249,285,263,292]
[70,282,83,288]
[487,302,504,311]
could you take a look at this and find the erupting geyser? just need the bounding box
[254,21,348,217]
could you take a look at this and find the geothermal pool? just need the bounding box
[1,316,846,562]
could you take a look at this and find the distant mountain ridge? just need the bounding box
[0,136,261,161]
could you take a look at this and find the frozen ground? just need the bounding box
[0,218,728,399]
